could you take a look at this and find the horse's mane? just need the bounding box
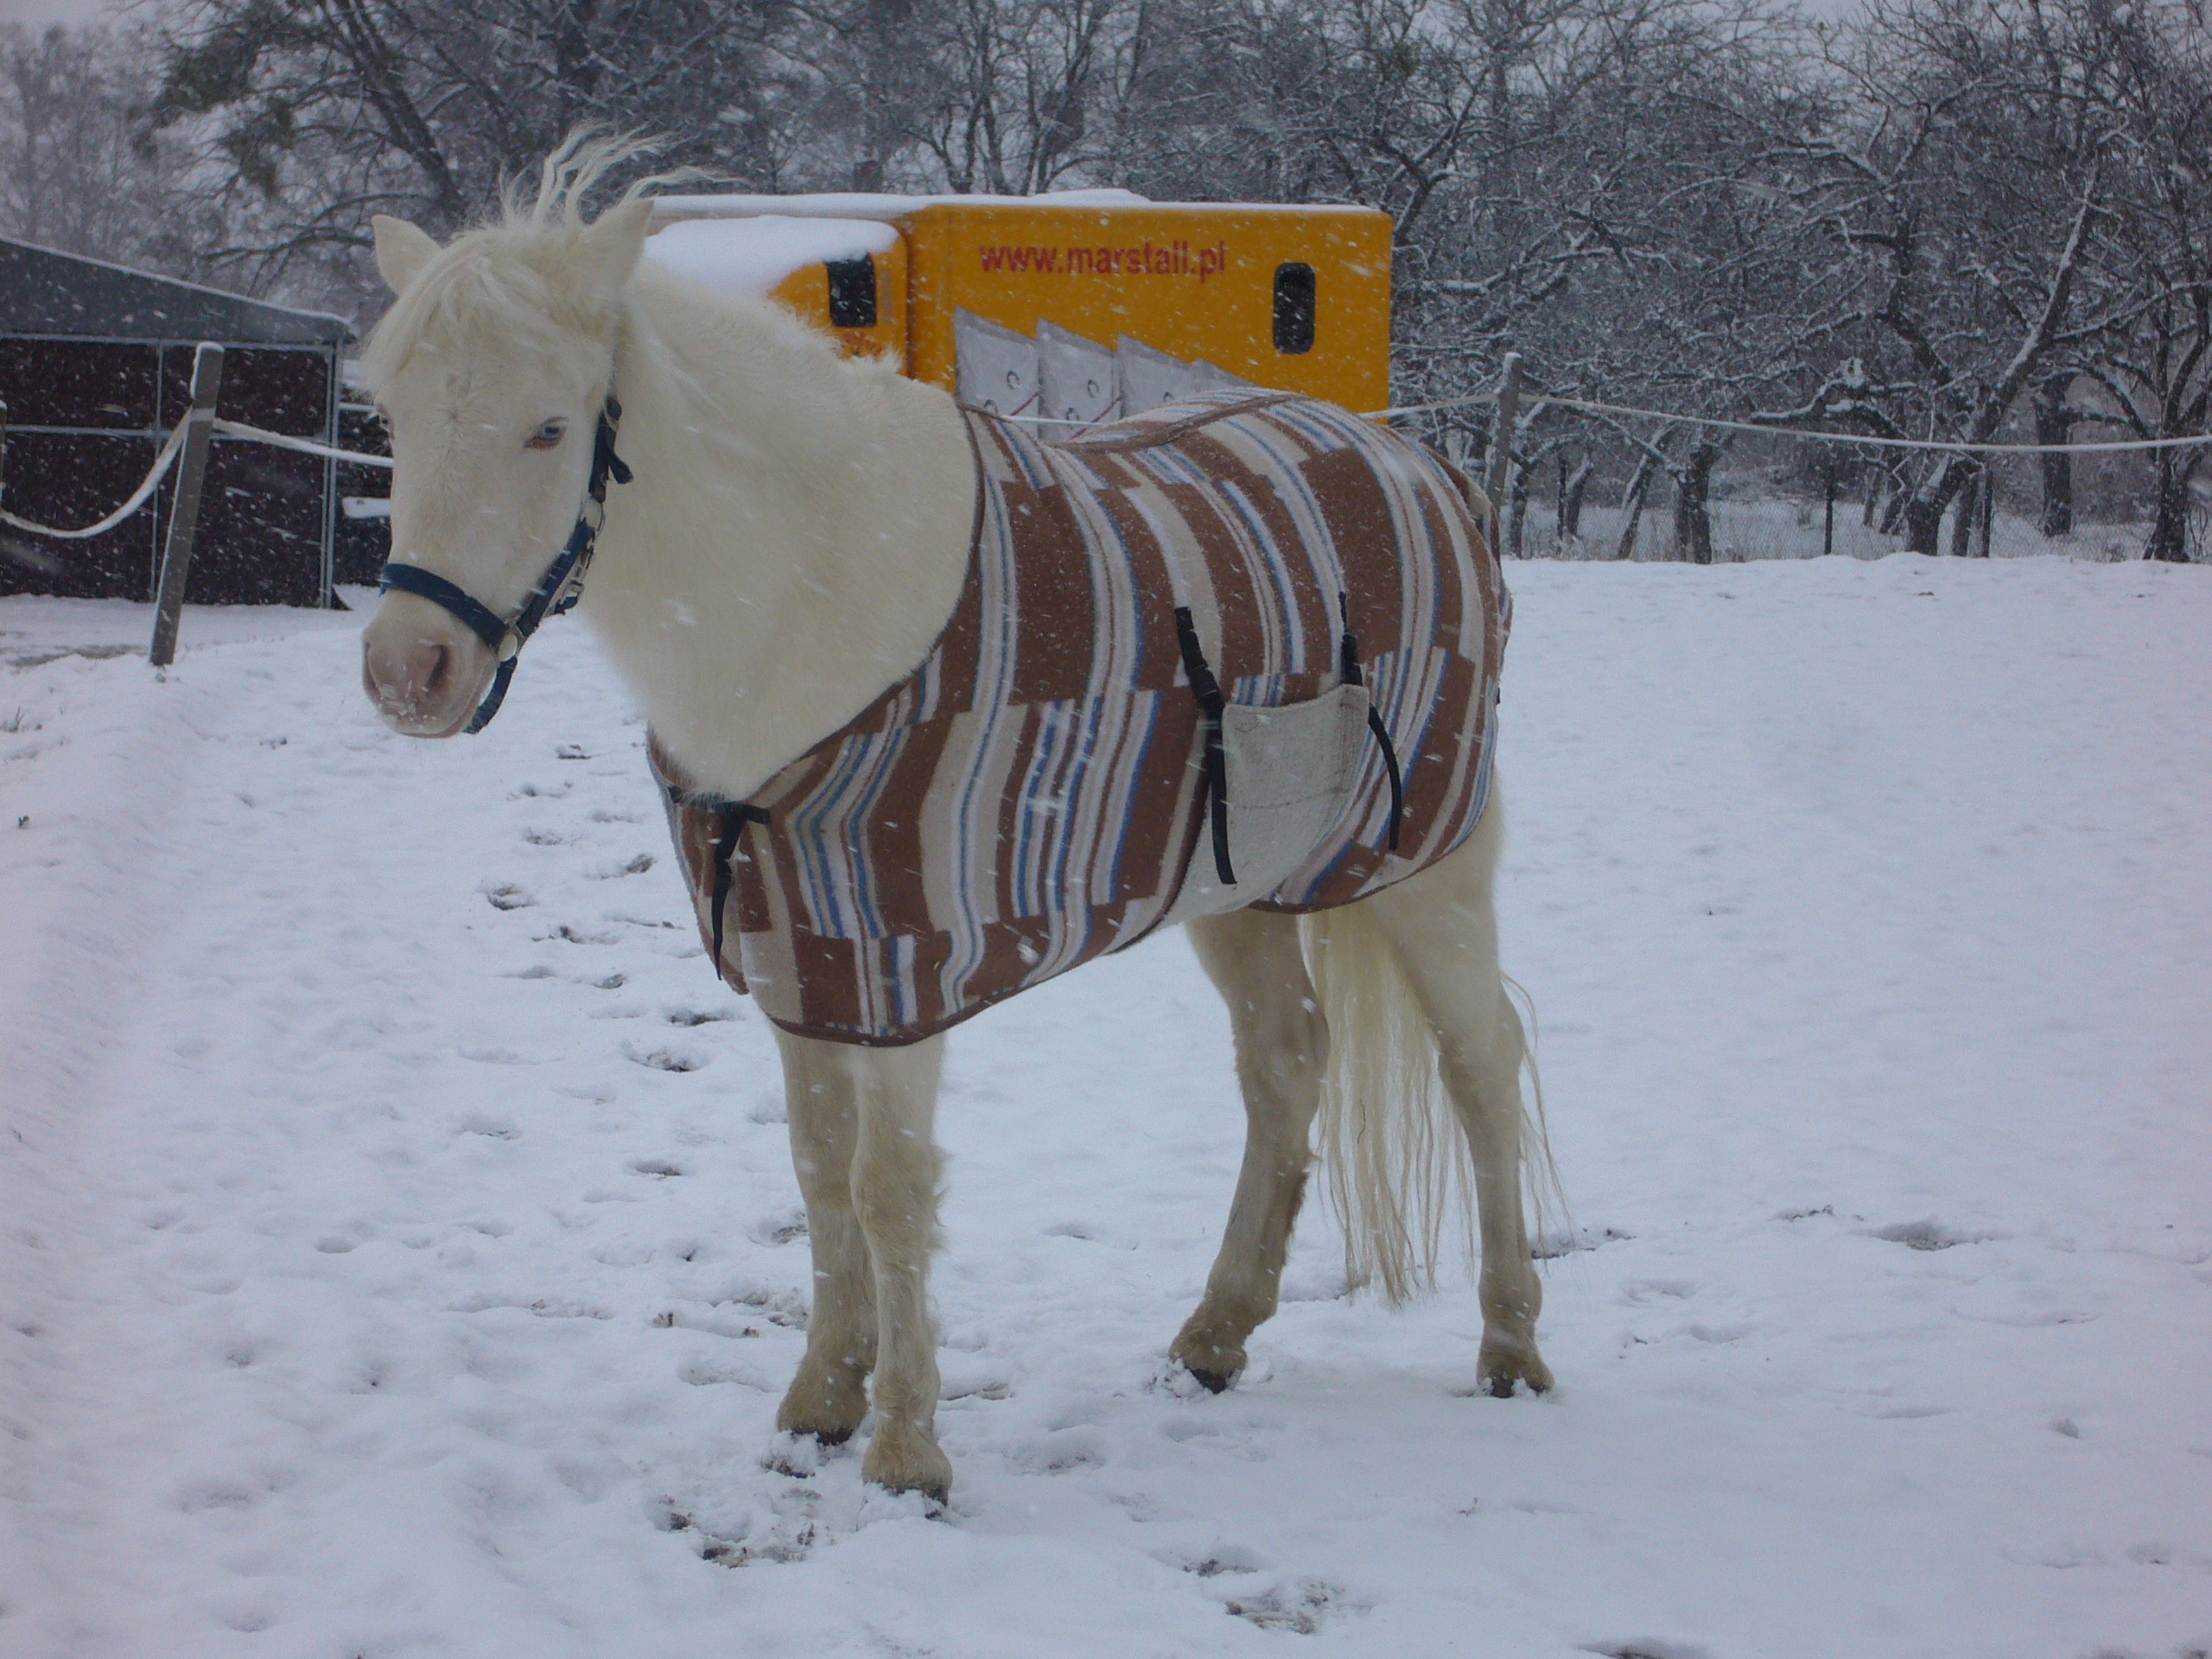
[503,130,684,233]
[361,131,697,390]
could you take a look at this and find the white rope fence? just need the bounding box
[0,416,192,540]
[3,388,2204,544]
[1366,388,2212,454]
[214,418,393,468]
[0,416,392,543]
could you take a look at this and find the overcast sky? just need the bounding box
[3,0,132,26]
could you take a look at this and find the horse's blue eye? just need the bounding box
[526,420,567,449]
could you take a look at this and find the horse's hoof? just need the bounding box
[776,1365,870,1445]
[862,1424,953,1504]
[1167,1323,1248,1392]
[865,1471,950,1509]
[1475,1344,1554,1398]
[776,1406,864,1445]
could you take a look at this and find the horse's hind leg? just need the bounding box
[1170,908,1327,1391]
[1363,804,1553,1395]
[774,1027,953,1499]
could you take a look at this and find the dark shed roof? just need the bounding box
[0,237,352,346]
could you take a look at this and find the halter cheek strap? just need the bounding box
[378,395,632,734]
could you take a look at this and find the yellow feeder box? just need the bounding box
[648,193,1393,420]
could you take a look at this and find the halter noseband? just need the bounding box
[378,395,632,734]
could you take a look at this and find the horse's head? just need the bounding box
[358,154,652,736]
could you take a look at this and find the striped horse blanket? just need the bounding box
[654,390,1509,1046]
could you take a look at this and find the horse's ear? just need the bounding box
[373,216,442,294]
[573,197,653,302]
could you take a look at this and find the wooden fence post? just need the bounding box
[149,343,225,669]
[1821,449,1838,559]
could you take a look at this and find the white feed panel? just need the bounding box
[957,318,1254,428]
[1185,358,1254,397]
[1115,334,1195,416]
[954,309,1041,418]
[1037,321,1122,429]
[1116,336,1253,416]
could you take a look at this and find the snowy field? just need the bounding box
[3,556,2208,1659]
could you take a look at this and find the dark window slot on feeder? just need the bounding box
[1273,263,1316,354]
[827,257,878,329]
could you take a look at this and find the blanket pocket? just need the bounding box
[1160,683,1370,926]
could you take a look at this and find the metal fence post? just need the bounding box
[1484,353,1522,541]
[149,343,225,669]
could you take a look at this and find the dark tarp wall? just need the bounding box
[0,238,353,607]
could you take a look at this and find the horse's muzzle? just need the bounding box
[361,596,493,737]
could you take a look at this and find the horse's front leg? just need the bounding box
[773,1027,876,1445]
[772,1027,950,1500]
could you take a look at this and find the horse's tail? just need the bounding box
[1297,893,1555,1307]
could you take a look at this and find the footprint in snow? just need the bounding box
[1535,1225,1632,1258]
[1223,1579,1356,1635]
[749,1211,809,1247]
[625,1041,709,1072]
[1620,1279,1699,1305]
[1003,1431,1105,1475]
[1163,1543,1267,1578]
[482,881,535,911]
[1865,1217,1996,1251]
[661,1484,821,1565]
[679,1356,773,1390]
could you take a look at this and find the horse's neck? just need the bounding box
[581,268,975,802]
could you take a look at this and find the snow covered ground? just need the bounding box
[2,556,2207,1659]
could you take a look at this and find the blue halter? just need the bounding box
[378,396,632,734]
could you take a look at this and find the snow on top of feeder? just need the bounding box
[649,189,1152,226]
[644,215,899,299]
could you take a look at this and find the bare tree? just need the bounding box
[2063,0,2212,561]
[1765,0,2125,554]
[0,23,220,276]
[149,0,808,301]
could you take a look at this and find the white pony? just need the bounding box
[359,141,1552,1503]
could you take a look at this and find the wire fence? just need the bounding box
[1386,385,2212,566]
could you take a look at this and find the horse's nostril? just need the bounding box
[422,642,452,701]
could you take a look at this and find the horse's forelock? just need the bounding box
[505,130,667,232]
[363,130,687,392]
[360,229,616,396]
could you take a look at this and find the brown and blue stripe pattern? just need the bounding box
[656,390,1508,1046]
